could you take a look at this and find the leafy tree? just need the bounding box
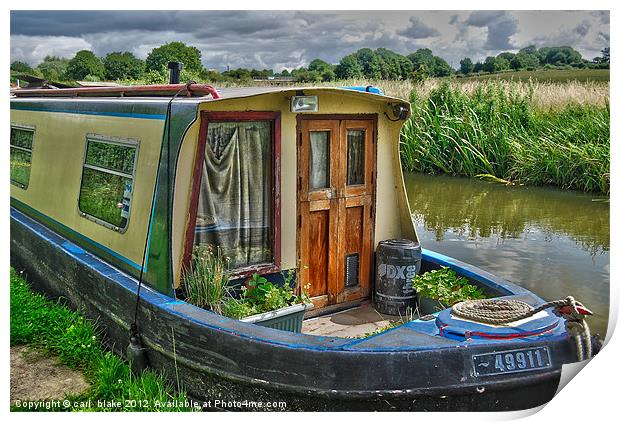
[222,68,252,80]
[376,48,411,79]
[36,56,69,81]
[459,57,474,75]
[510,52,539,70]
[497,52,516,62]
[473,61,484,73]
[593,47,610,65]
[200,69,224,82]
[354,48,382,79]
[408,48,434,76]
[103,52,145,80]
[431,56,453,77]
[307,59,336,81]
[335,54,363,79]
[308,59,332,73]
[519,45,538,56]
[66,50,105,80]
[602,47,610,63]
[10,61,34,74]
[145,41,203,74]
[408,48,452,78]
[320,68,336,81]
[537,46,582,66]
[292,68,322,82]
[494,57,510,72]
[250,68,273,79]
[482,56,497,73]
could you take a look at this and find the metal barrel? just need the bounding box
[374,239,422,316]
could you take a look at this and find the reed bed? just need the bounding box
[399,82,609,194]
[208,77,609,110]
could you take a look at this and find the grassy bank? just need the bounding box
[456,68,609,83]
[10,268,195,412]
[400,82,609,194]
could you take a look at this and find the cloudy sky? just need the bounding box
[10,10,610,71]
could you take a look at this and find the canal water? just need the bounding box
[405,173,610,337]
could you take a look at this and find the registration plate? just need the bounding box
[472,347,551,377]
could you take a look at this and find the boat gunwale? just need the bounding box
[10,205,561,353]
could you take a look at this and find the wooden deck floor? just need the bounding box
[301,302,398,338]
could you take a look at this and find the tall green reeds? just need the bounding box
[400,82,609,194]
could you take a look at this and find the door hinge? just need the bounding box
[298,176,302,191]
[298,133,302,146]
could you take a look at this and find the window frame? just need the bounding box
[77,133,140,233]
[10,124,36,189]
[182,111,282,278]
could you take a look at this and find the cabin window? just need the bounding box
[78,136,138,231]
[10,125,35,189]
[194,119,275,270]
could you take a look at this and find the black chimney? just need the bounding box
[168,62,183,84]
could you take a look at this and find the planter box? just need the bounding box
[240,302,314,333]
[418,296,448,315]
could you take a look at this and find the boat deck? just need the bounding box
[301,302,399,338]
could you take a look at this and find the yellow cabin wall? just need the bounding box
[172,90,416,288]
[10,109,164,267]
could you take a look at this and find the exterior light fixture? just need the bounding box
[291,96,318,112]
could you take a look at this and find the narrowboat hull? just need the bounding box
[11,206,579,411]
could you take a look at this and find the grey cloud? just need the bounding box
[575,21,591,37]
[464,11,518,51]
[10,10,609,71]
[591,11,610,25]
[397,17,440,39]
[598,32,610,43]
[464,11,507,28]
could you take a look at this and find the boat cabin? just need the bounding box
[10,84,415,312]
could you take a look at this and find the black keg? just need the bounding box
[374,239,422,316]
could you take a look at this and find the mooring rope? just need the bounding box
[452,296,592,361]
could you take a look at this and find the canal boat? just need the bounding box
[10,80,597,411]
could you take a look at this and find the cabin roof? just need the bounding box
[11,85,407,106]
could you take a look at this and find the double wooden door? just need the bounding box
[297,118,376,308]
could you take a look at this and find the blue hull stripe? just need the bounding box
[11,105,167,121]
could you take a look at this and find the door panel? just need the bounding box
[298,118,375,308]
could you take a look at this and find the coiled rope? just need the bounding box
[452,296,592,361]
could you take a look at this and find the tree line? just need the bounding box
[10,41,610,84]
[459,45,609,75]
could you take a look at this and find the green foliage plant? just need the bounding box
[221,271,310,319]
[412,268,486,306]
[182,245,231,314]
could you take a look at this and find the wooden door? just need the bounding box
[298,118,375,309]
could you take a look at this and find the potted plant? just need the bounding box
[412,268,487,315]
[225,272,313,333]
[182,246,312,333]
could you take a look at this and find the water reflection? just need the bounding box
[405,173,610,337]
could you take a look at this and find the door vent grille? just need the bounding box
[345,253,359,287]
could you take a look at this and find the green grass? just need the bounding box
[457,68,609,83]
[10,268,196,412]
[400,81,610,194]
